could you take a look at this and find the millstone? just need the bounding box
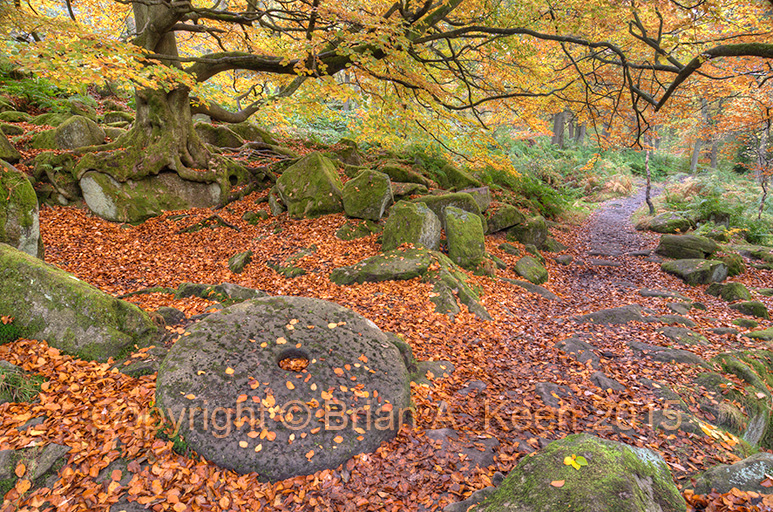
[155,296,411,480]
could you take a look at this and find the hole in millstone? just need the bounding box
[229,174,238,186]
[277,348,310,372]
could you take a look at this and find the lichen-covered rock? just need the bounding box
[194,122,244,149]
[649,212,696,234]
[706,282,752,302]
[514,256,548,285]
[692,453,773,494]
[342,170,393,221]
[276,152,343,219]
[485,204,526,234]
[155,297,411,480]
[330,248,434,285]
[80,170,224,223]
[458,187,491,212]
[714,253,745,276]
[0,243,156,361]
[662,259,727,286]
[66,97,97,120]
[1,162,43,258]
[445,206,485,270]
[542,237,568,252]
[656,234,718,260]
[729,301,770,319]
[31,115,105,150]
[382,201,441,251]
[0,133,20,163]
[414,192,485,231]
[506,216,548,248]
[473,433,685,512]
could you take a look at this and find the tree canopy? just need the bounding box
[1,0,772,158]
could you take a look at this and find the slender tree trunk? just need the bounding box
[690,139,701,173]
[710,141,718,170]
[551,111,566,147]
[575,124,586,145]
[760,178,768,221]
[645,143,655,215]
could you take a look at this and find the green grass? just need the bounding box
[0,366,45,403]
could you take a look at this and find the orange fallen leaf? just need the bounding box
[550,480,565,488]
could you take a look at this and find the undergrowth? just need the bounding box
[0,365,45,403]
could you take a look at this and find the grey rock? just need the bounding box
[575,305,645,325]
[655,234,718,259]
[534,382,573,408]
[555,338,599,366]
[692,453,773,494]
[661,259,727,286]
[590,371,626,391]
[155,297,412,480]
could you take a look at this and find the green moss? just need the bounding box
[0,244,157,361]
[276,152,343,219]
[476,434,685,512]
[445,206,485,269]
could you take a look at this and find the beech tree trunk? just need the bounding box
[551,111,566,147]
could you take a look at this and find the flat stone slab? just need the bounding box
[555,337,599,366]
[589,259,622,267]
[639,288,689,300]
[500,278,560,301]
[156,297,411,481]
[658,327,708,345]
[574,305,645,325]
[628,341,708,367]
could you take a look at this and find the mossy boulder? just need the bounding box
[382,201,441,251]
[729,301,770,319]
[155,296,411,480]
[228,250,253,274]
[714,253,745,276]
[331,248,434,285]
[1,162,43,258]
[655,234,718,260]
[706,282,752,302]
[79,169,227,223]
[66,97,97,120]
[101,111,134,124]
[485,204,526,234]
[0,111,31,123]
[32,152,80,205]
[445,206,485,270]
[391,181,428,200]
[433,163,482,190]
[30,112,70,127]
[506,216,548,248]
[194,122,244,149]
[342,170,393,221]
[377,162,431,188]
[276,152,344,219]
[692,453,773,494]
[458,187,491,212]
[31,115,105,150]
[661,259,727,286]
[747,327,773,340]
[0,243,157,361]
[0,134,20,165]
[734,318,760,329]
[473,433,684,512]
[414,192,485,231]
[649,212,696,234]
[514,256,548,285]
[0,123,23,137]
[229,122,276,145]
